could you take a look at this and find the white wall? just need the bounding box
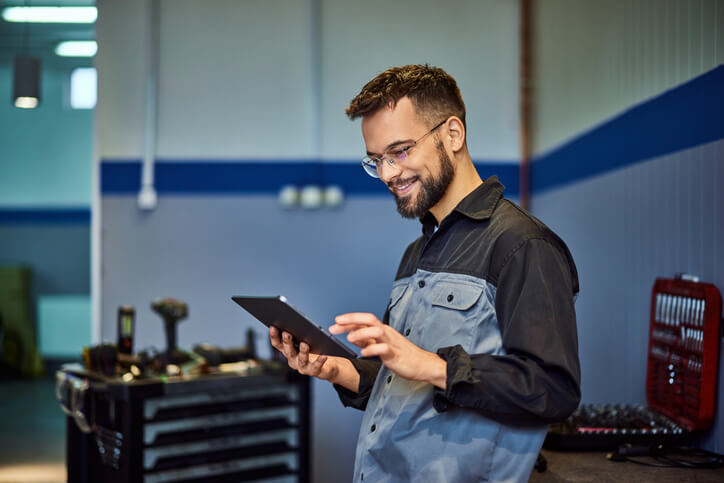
[97,0,521,162]
[320,0,521,161]
[532,0,724,155]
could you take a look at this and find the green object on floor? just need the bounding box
[0,266,44,377]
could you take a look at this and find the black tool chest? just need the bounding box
[57,366,310,483]
[545,276,722,451]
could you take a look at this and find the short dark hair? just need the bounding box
[345,64,466,128]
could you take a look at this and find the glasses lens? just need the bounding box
[361,161,380,178]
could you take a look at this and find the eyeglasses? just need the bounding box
[361,119,446,178]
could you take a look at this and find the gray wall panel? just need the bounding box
[101,194,422,482]
[532,139,724,451]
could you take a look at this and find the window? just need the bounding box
[70,67,96,109]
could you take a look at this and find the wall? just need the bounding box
[95,1,521,481]
[0,58,93,207]
[530,0,724,451]
[0,45,93,358]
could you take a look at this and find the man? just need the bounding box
[270,64,580,482]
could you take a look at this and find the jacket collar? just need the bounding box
[421,176,505,233]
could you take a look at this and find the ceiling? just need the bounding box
[0,1,95,59]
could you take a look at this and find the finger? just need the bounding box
[298,342,310,368]
[334,313,380,325]
[360,342,390,358]
[281,331,299,357]
[269,327,283,349]
[346,326,386,347]
[307,355,327,376]
[329,322,368,335]
[331,313,381,335]
[269,326,282,345]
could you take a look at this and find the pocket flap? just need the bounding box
[388,282,409,308]
[431,282,484,311]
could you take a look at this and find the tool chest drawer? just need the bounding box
[59,368,310,483]
[545,276,722,451]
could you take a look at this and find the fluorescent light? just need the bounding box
[2,6,97,24]
[55,40,97,58]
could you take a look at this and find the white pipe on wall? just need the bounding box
[138,0,159,211]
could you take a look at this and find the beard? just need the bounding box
[390,140,455,219]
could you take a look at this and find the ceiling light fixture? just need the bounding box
[13,56,41,108]
[1,6,97,23]
[12,2,41,109]
[55,40,97,57]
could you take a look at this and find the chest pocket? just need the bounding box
[431,281,484,311]
[423,281,485,352]
[385,282,411,332]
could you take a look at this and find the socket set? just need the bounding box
[545,276,721,450]
[646,277,721,431]
[544,403,689,451]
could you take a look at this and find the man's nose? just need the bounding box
[377,159,402,183]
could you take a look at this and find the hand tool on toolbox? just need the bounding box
[117,305,135,354]
[151,297,190,368]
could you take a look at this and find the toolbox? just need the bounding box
[57,364,311,483]
[545,276,722,450]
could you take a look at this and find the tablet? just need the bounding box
[232,295,357,359]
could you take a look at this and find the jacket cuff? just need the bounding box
[433,345,479,413]
[333,358,381,411]
[334,383,371,410]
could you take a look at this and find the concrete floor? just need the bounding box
[0,377,66,483]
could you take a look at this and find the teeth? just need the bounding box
[393,179,416,191]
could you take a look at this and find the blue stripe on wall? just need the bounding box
[100,160,142,193]
[0,208,90,224]
[101,161,521,197]
[532,65,724,193]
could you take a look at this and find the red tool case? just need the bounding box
[647,277,721,431]
[544,276,722,450]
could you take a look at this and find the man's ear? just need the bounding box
[445,116,466,153]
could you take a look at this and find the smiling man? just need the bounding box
[270,64,581,482]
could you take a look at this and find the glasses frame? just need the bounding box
[361,119,447,178]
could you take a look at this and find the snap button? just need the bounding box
[370,424,376,432]
[418,280,425,288]
[387,375,392,384]
[447,293,454,302]
[405,328,411,336]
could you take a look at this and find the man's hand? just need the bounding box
[268,326,360,392]
[330,313,447,390]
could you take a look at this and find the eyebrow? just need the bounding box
[366,139,415,157]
